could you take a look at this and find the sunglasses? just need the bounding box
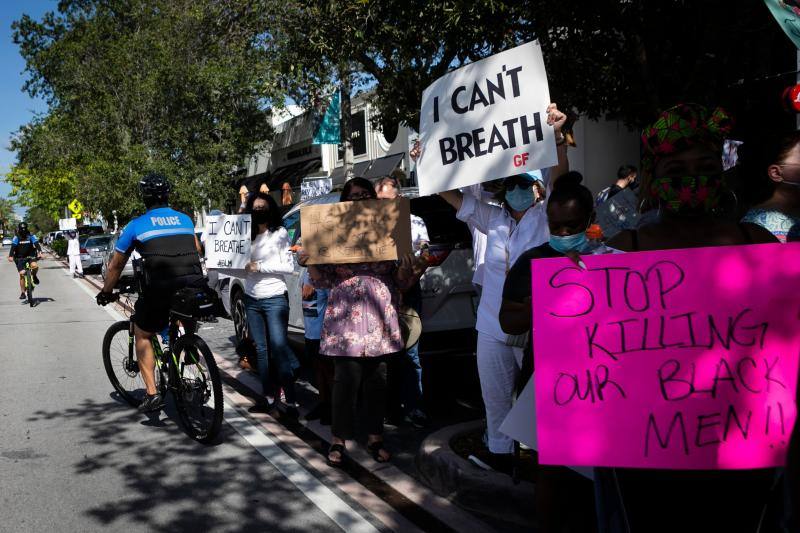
[503,178,534,190]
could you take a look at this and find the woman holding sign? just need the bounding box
[603,104,780,533]
[438,103,569,472]
[243,192,299,417]
[303,177,428,467]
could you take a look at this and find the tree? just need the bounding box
[12,0,286,222]
[24,206,58,235]
[0,198,16,234]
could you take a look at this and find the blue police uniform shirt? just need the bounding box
[115,207,196,254]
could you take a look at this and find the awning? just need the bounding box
[267,158,322,190]
[352,160,371,178]
[362,153,404,180]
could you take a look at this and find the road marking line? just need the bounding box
[223,400,381,533]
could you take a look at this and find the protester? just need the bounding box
[304,177,427,467]
[375,173,431,426]
[66,230,84,278]
[602,104,779,532]
[238,177,269,213]
[281,182,294,206]
[243,192,299,417]
[595,164,638,206]
[300,267,332,425]
[499,172,600,533]
[739,131,800,242]
[437,102,569,472]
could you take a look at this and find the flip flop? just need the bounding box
[327,443,345,467]
[367,440,391,463]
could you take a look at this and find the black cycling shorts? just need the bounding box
[15,258,37,273]
[133,292,172,334]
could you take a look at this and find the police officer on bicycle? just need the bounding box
[7,222,42,300]
[97,173,205,413]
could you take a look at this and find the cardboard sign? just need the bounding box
[204,214,252,270]
[595,188,641,239]
[531,243,800,470]
[301,177,333,202]
[59,218,77,231]
[416,41,558,196]
[300,198,411,265]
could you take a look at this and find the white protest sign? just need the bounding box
[301,177,333,202]
[59,218,77,230]
[417,41,558,196]
[204,214,252,270]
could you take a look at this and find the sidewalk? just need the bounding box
[68,257,535,532]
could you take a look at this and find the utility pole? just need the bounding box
[339,63,354,180]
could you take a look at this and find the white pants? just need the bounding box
[477,331,524,454]
[68,254,83,276]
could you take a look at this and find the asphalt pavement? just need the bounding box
[0,251,399,532]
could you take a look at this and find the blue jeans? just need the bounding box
[400,341,423,412]
[244,293,298,402]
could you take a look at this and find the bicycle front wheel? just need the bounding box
[102,320,149,407]
[171,333,223,443]
[26,272,33,307]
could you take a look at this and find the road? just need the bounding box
[0,252,432,532]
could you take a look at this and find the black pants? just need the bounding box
[331,356,389,440]
[306,338,334,405]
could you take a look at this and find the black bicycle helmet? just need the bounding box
[139,172,171,206]
[17,222,29,235]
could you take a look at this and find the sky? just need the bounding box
[0,1,54,214]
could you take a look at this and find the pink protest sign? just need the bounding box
[531,243,800,470]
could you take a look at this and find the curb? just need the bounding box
[416,420,536,528]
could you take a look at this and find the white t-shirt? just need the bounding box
[67,236,81,256]
[456,169,551,342]
[244,227,295,299]
[410,214,429,253]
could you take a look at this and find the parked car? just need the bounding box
[101,234,136,282]
[2,237,12,246]
[80,234,113,272]
[213,188,478,353]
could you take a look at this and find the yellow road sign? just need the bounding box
[68,199,84,215]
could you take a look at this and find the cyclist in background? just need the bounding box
[7,222,42,300]
[96,173,205,413]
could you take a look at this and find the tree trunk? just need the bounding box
[339,63,354,180]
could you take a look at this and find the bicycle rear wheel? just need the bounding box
[171,333,223,443]
[102,320,150,407]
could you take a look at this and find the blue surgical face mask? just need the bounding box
[505,185,535,212]
[549,231,588,254]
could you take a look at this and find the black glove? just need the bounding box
[96,291,118,306]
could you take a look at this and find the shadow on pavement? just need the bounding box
[25,397,340,532]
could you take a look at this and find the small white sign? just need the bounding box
[204,214,252,270]
[301,177,333,202]
[59,218,77,230]
[417,41,558,196]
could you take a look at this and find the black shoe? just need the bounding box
[33,274,39,285]
[283,405,300,420]
[137,393,165,413]
[19,293,25,300]
[405,409,430,428]
[248,399,277,414]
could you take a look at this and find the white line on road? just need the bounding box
[224,400,381,533]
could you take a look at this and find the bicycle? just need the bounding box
[20,256,37,307]
[101,282,224,443]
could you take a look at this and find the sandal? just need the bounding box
[327,443,345,467]
[367,440,391,463]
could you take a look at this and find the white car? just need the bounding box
[2,237,12,246]
[213,188,478,354]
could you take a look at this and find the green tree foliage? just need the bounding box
[12,0,283,223]
[24,206,58,235]
[0,198,16,234]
